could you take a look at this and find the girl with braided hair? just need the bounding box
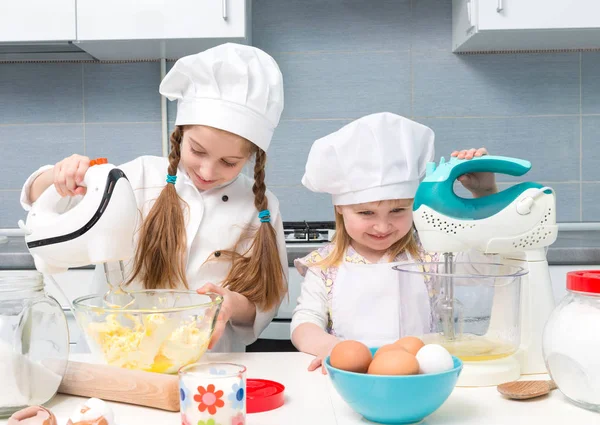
[21,43,288,352]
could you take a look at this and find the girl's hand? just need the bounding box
[451,148,498,197]
[307,342,339,375]
[308,354,328,375]
[197,283,235,350]
[53,154,90,197]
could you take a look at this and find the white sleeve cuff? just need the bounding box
[290,270,329,336]
[20,165,53,211]
[290,310,327,336]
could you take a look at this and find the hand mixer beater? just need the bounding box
[440,252,456,340]
[19,159,138,308]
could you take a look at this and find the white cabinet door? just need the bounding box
[77,0,247,41]
[478,0,600,31]
[0,0,76,42]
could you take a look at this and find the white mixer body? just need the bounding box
[414,187,558,255]
[23,164,138,275]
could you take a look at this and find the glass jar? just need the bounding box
[543,270,600,412]
[0,271,69,417]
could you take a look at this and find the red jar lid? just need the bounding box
[246,379,285,413]
[567,270,600,294]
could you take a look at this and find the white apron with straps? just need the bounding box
[331,253,431,347]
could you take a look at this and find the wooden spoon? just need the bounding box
[497,380,558,400]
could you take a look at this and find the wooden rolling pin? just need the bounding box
[58,361,180,412]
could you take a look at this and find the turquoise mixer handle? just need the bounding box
[414,155,546,220]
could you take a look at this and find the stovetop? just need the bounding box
[283,221,335,243]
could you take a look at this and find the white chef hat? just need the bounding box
[302,113,435,205]
[159,43,284,151]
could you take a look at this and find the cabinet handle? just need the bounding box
[466,0,474,29]
[222,0,228,20]
[497,0,503,12]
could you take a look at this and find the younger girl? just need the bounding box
[291,112,496,372]
[21,43,288,352]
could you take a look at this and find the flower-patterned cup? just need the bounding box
[179,363,246,425]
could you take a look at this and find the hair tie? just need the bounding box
[258,209,271,223]
[166,174,177,184]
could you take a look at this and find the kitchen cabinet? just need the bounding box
[77,0,247,41]
[0,0,76,42]
[75,0,251,60]
[453,0,600,52]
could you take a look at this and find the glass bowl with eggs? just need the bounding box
[72,290,222,374]
[325,337,462,424]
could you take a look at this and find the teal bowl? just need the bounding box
[325,348,462,424]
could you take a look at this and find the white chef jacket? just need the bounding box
[21,155,289,353]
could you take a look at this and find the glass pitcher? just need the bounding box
[0,271,69,417]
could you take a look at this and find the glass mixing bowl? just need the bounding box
[73,290,222,374]
[394,262,526,362]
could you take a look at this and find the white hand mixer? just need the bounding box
[18,160,138,308]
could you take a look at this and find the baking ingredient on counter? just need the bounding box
[372,343,405,357]
[58,361,180,412]
[84,313,209,373]
[367,349,420,376]
[0,341,63,409]
[325,344,462,425]
[66,398,115,425]
[329,340,372,373]
[422,333,517,362]
[416,344,455,375]
[330,337,454,376]
[497,379,558,400]
[393,336,425,355]
[7,406,57,425]
[543,270,600,411]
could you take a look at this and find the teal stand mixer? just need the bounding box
[409,155,557,386]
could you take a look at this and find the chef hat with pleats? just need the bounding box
[159,43,284,152]
[302,113,435,205]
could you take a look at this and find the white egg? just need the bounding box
[415,344,454,374]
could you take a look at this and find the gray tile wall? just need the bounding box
[0,0,598,227]
[255,0,596,223]
[0,62,162,227]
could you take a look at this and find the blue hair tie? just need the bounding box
[166,174,177,184]
[258,209,271,223]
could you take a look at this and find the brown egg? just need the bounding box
[330,340,372,373]
[367,349,420,376]
[394,336,425,355]
[8,406,57,425]
[374,343,406,358]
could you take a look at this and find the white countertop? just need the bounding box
[2,352,597,425]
